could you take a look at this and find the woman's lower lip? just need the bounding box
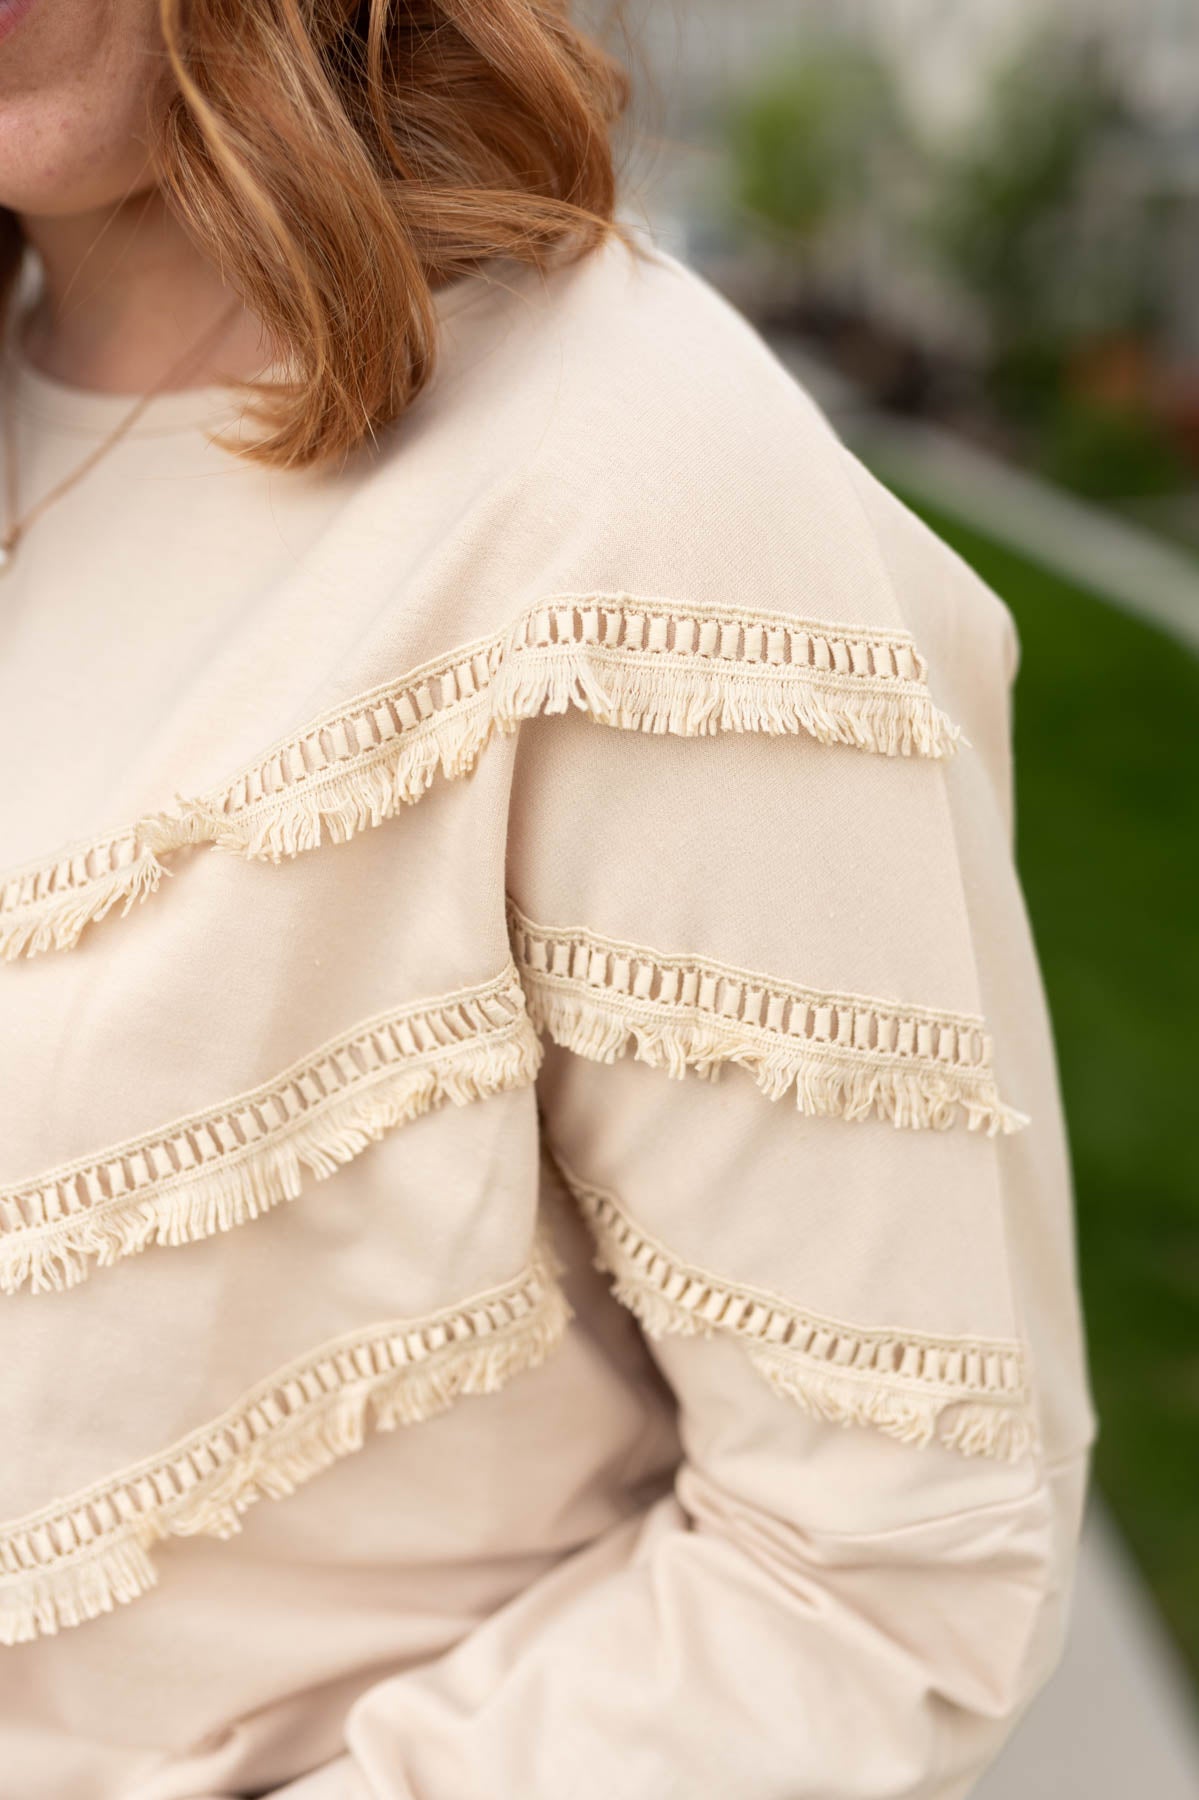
[0,0,40,47]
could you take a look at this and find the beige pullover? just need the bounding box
[0,231,1096,1798]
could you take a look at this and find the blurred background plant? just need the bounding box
[724,40,905,284]
[717,17,1199,522]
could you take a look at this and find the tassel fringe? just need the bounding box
[0,844,166,963]
[1,595,961,960]
[752,1355,1037,1462]
[180,631,962,866]
[509,906,1028,1137]
[555,1156,1037,1464]
[0,970,540,1295]
[0,1229,572,1645]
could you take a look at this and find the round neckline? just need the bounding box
[0,262,496,439]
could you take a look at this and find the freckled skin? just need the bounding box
[0,0,165,214]
[0,0,265,394]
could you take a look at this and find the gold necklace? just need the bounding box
[0,298,243,574]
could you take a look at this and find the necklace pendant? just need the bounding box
[0,542,10,575]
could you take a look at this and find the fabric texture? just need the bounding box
[0,229,1097,1798]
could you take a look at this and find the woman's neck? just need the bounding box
[15,184,268,392]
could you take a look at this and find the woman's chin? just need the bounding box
[0,0,165,216]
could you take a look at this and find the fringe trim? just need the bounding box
[0,1226,572,1645]
[509,905,1029,1137]
[0,968,540,1296]
[0,837,166,963]
[556,1154,1036,1464]
[181,600,962,864]
[1,595,961,960]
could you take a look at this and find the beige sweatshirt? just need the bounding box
[0,231,1097,1800]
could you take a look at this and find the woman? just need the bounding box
[0,2,1097,1796]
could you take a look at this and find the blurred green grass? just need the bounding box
[889,490,1199,1681]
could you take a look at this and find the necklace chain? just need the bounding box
[0,297,243,567]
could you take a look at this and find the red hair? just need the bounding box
[2,1,637,471]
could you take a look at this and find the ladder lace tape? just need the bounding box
[0,966,541,1296]
[0,1223,572,1645]
[1,595,963,961]
[549,1148,1037,1463]
[507,903,1029,1137]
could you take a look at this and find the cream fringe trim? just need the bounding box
[510,905,1028,1137]
[552,1152,1037,1463]
[0,829,168,962]
[1,595,961,961]
[0,1227,572,1645]
[0,968,540,1296]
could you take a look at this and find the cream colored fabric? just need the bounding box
[0,232,1097,1798]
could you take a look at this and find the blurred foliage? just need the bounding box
[923,28,1186,495]
[889,488,1199,1683]
[1035,391,1192,499]
[721,25,1193,501]
[922,33,1128,348]
[723,40,907,250]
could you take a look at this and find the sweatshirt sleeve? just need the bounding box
[257,438,1095,1800]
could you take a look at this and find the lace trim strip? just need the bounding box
[0,1224,571,1644]
[508,904,1028,1136]
[0,594,961,961]
[0,967,540,1295]
[551,1151,1036,1462]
